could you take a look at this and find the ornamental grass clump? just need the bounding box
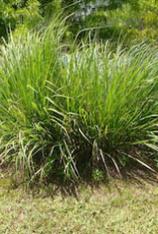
[1,21,158,183]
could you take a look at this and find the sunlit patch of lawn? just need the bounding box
[1,179,158,234]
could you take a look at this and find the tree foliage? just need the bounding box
[1,0,158,43]
[0,0,41,40]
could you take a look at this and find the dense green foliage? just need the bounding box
[0,0,41,41]
[1,21,158,183]
[1,0,158,43]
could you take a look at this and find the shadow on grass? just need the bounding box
[4,163,157,200]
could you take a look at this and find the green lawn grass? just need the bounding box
[1,179,158,234]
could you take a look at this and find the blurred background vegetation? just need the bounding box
[1,0,158,44]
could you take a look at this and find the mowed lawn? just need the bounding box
[1,179,158,234]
